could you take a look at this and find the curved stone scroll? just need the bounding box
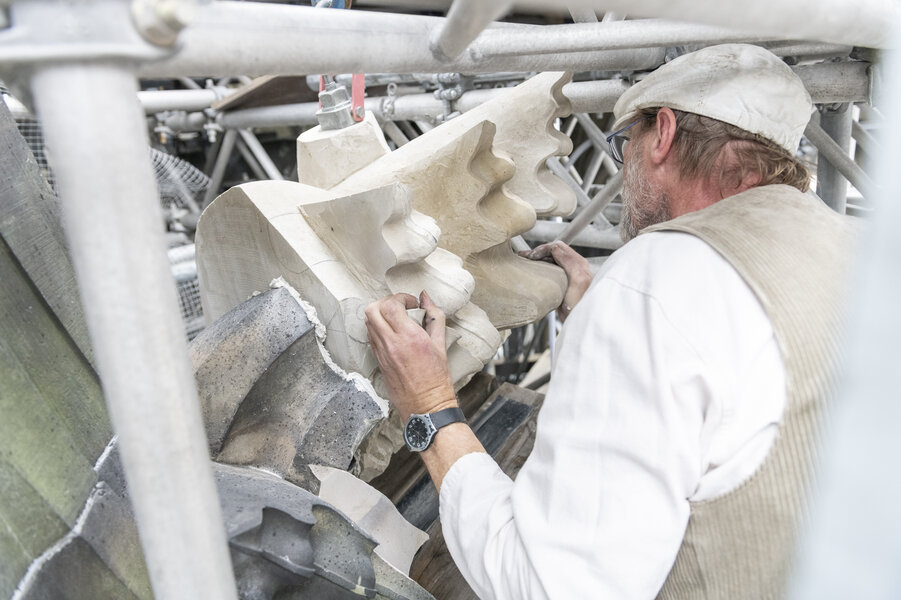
[298,73,576,218]
[448,71,576,217]
[334,119,568,329]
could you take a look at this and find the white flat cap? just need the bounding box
[612,44,813,154]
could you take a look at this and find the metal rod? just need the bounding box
[524,219,623,250]
[381,120,411,146]
[237,129,283,180]
[852,119,882,152]
[574,112,610,149]
[581,148,608,192]
[175,62,867,132]
[474,19,777,58]
[815,104,853,214]
[794,61,872,106]
[569,7,598,23]
[547,157,613,228]
[556,171,624,245]
[138,88,222,113]
[536,0,900,48]
[805,119,877,202]
[235,135,269,181]
[511,235,530,253]
[430,0,513,60]
[29,62,238,600]
[139,2,665,78]
[203,128,238,208]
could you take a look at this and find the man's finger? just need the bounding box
[524,243,554,262]
[392,292,421,309]
[550,242,590,273]
[378,293,422,333]
[365,300,396,345]
[420,290,446,349]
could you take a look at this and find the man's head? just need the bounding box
[611,44,814,241]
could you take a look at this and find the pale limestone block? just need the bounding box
[196,180,380,382]
[197,179,501,395]
[310,465,429,576]
[299,185,472,317]
[197,180,505,480]
[297,110,390,189]
[334,119,567,329]
[299,184,502,390]
[451,71,576,217]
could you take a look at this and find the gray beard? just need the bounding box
[620,153,671,243]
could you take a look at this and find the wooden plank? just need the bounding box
[0,99,94,364]
[211,75,318,112]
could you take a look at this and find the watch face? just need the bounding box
[404,416,433,451]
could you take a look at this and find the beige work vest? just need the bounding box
[643,184,856,600]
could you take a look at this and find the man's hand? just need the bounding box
[364,291,458,421]
[522,241,592,321]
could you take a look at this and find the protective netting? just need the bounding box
[151,147,209,214]
[2,92,209,339]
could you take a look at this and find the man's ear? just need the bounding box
[648,107,677,165]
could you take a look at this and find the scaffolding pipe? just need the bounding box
[815,105,853,214]
[138,88,223,113]
[235,135,269,181]
[805,119,877,202]
[569,7,598,23]
[533,0,900,49]
[794,61,872,105]
[525,219,623,250]
[852,119,882,152]
[430,0,513,60]
[237,129,284,180]
[138,2,665,78]
[29,62,238,600]
[474,19,777,58]
[162,61,867,132]
[556,172,624,245]
[546,158,612,228]
[203,128,238,207]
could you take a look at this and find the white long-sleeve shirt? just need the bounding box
[439,231,786,599]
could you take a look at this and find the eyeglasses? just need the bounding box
[605,118,644,165]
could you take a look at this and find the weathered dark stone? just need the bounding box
[14,481,152,600]
[217,328,385,491]
[0,96,94,364]
[0,177,109,596]
[189,286,316,454]
[214,462,433,600]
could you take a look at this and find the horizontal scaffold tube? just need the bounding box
[522,0,899,49]
[524,220,623,250]
[139,2,666,78]
[159,61,867,132]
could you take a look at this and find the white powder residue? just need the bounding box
[268,278,388,415]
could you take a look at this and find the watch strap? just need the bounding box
[429,406,466,430]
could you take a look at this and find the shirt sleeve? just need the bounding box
[439,270,715,599]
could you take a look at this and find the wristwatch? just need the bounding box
[403,407,466,452]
